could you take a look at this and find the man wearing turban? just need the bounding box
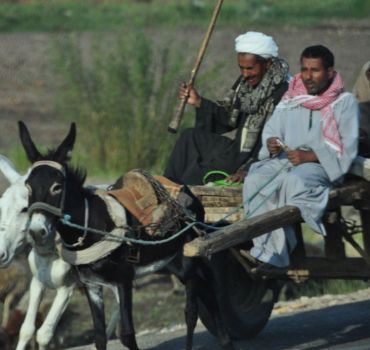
[241,45,358,274]
[164,31,290,185]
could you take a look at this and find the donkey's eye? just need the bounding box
[50,183,63,196]
[20,207,28,213]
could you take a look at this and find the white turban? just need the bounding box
[235,31,278,58]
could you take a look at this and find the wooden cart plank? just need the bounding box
[184,205,302,257]
[204,207,243,223]
[185,179,370,257]
[199,196,242,207]
[190,185,242,197]
[189,156,370,225]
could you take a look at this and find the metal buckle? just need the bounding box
[125,246,140,264]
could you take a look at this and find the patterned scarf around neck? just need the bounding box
[281,72,344,155]
[219,57,289,152]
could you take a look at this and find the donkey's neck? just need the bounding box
[58,188,115,250]
[31,239,59,257]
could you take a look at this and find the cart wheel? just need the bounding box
[199,250,279,340]
[197,298,218,336]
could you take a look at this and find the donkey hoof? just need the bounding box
[120,333,139,350]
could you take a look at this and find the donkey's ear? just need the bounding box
[0,155,21,184]
[54,123,76,164]
[18,121,42,163]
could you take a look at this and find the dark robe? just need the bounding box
[164,81,288,185]
[358,101,370,157]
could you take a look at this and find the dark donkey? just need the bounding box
[19,121,234,350]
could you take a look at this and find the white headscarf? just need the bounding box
[235,31,278,58]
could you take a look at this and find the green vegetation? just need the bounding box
[302,222,365,258]
[132,280,185,330]
[51,28,222,176]
[4,143,48,174]
[52,31,178,175]
[281,279,369,301]
[2,0,369,176]
[0,0,369,32]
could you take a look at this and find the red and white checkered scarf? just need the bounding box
[282,72,344,155]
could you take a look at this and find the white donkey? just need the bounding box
[0,155,76,350]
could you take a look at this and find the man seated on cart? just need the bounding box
[241,45,359,275]
[164,31,290,185]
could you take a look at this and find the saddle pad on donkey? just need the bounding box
[107,169,184,236]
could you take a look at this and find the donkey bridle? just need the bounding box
[27,160,91,249]
[27,160,66,218]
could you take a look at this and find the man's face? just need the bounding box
[237,53,271,88]
[300,57,334,95]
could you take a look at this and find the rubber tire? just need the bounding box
[197,298,218,336]
[198,250,278,340]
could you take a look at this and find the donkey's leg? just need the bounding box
[105,286,120,339]
[193,266,234,350]
[36,284,74,350]
[183,277,198,350]
[84,284,107,350]
[2,292,16,327]
[117,281,139,350]
[16,277,45,350]
[165,258,198,350]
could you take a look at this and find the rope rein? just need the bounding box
[59,198,89,248]
[59,161,291,246]
[60,216,199,246]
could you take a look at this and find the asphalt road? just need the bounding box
[66,296,370,350]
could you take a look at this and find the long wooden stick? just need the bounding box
[168,0,224,133]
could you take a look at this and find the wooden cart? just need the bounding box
[185,156,370,339]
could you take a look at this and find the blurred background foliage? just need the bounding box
[52,31,181,175]
[0,0,369,32]
[0,0,369,176]
[51,30,223,175]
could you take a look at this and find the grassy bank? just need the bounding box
[1,0,369,176]
[0,0,369,32]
